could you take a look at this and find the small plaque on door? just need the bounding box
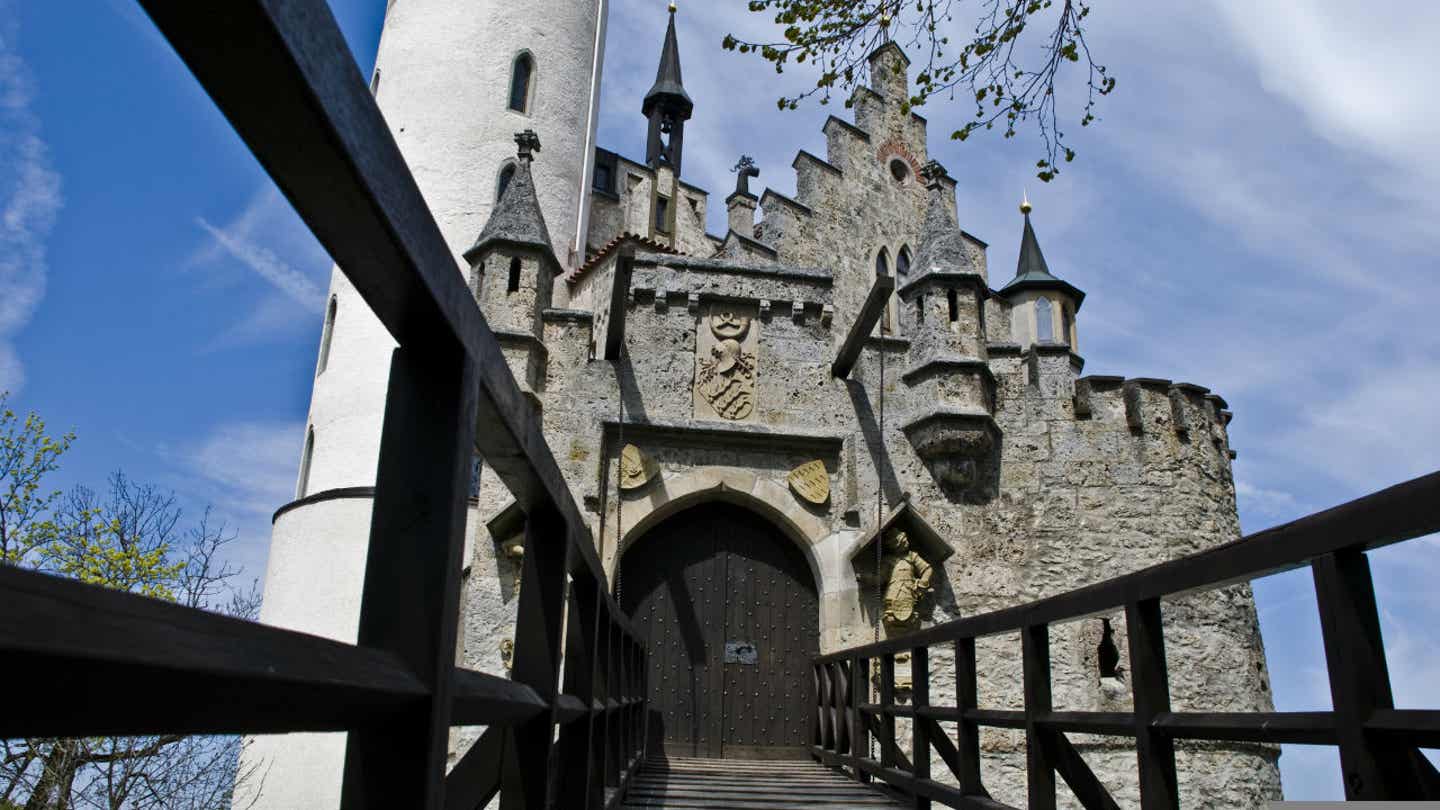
[724,641,758,665]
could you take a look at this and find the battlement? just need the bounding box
[1074,374,1235,451]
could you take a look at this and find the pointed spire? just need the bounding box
[999,198,1085,306]
[464,131,557,267]
[910,161,972,277]
[643,3,693,119]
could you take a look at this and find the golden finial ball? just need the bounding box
[1019,190,1033,215]
[668,1,677,12]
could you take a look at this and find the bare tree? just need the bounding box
[725,0,1114,181]
[0,395,262,809]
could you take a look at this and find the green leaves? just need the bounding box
[726,0,1114,183]
[0,391,75,566]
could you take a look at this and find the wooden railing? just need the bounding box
[0,1,645,808]
[812,472,1440,808]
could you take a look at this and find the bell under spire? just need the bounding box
[643,4,693,173]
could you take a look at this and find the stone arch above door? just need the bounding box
[605,467,865,650]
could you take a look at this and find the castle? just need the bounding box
[240,2,1282,806]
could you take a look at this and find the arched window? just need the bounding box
[296,427,315,499]
[875,248,892,334]
[1036,297,1054,342]
[509,53,533,113]
[496,163,516,203]
[896,246,911,276]
[316,296,337,376]
[1062,304,1074,347]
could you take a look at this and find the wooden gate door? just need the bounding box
[619,503,818,759]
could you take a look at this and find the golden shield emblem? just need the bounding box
[618,444,658,491]
[787,460,830,505]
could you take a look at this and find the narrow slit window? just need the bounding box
[1036,297,1054,342]
[947,288,959,323]
[296,427,315,499]
[316,296,337,376]
[469,452,483,500]
[469,262,484,297]
[916,294,924,324]
[507,257,522,293]
[896,246,911,276]
[1098,619,1122,680]
[369,68,381,96]
[654,196,670,233]
[1062,304,1074,347]
[876,248,892,334]
[509,53,533,113]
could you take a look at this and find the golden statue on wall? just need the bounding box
[879,528,934,630]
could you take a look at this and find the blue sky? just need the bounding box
[3,0,1437,799]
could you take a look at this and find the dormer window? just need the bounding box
[509,53,533,113]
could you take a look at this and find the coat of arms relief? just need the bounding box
[694,306,758,421]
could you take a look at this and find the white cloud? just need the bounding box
[195,210,326,313]
[1234,479,1301,521]
[0,9,62,393]
[1210,1,1440,187]
[161,420,307,584]
[180,420,305,518]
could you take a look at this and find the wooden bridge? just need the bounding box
[2,1,1437,808]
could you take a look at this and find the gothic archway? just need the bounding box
[619,502,818,760]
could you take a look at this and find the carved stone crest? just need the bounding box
[694,306,759,421]
[788,460,830,505]
[618,444,659,491]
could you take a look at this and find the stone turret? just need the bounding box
[898,162,1000,497]
[465,130,559,395]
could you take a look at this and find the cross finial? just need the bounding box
[515,130,541,164]
[920,160,947,191]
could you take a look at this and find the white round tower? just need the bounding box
[238,3,607,807]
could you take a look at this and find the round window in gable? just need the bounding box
[890,158,910,183]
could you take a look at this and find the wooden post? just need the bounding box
[1022,624,1056,810]
[852,656,871,783]
[499,515,570,810]
[880,653,898,768]
[557,581,601,809]
[1313,550,1437,799]
[955,638,985,796]
[1126,599,1179,810]
[340,343,477,809]
[911,645,931,809]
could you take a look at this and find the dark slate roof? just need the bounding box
[464,159,557,267]
[998,212,1085,306]
[642,9,693,118]
[910,182,973,278]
